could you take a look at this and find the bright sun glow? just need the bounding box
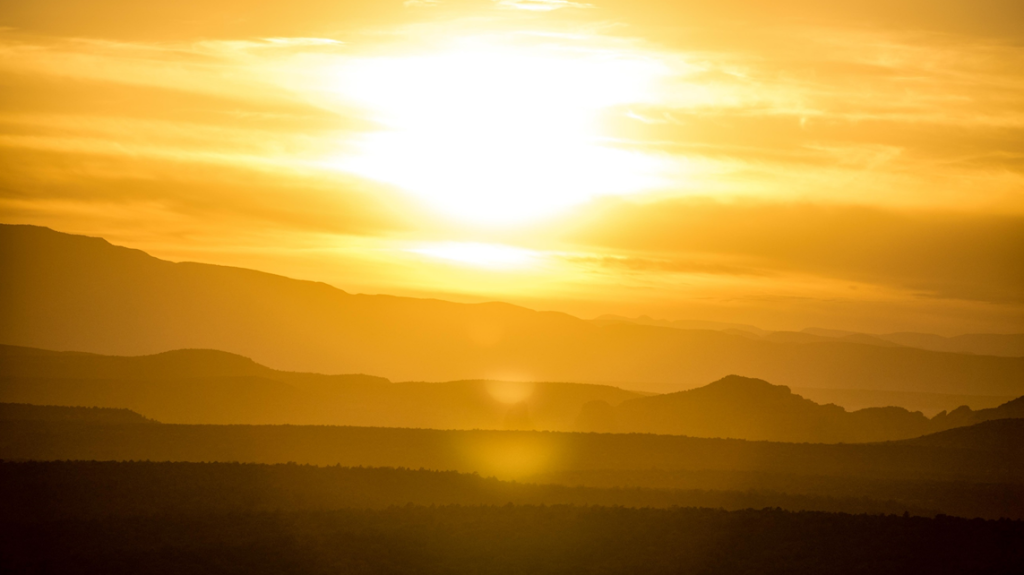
[330,38,670,224]
[408,241,540,268]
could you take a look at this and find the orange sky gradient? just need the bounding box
[1,0,1022,334]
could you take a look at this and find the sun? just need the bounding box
[329,37,669,225]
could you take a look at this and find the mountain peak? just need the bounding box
[700,375,794,397]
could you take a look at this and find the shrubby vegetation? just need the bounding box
[2,419,1020,484]
[3,418,1021,520]
[0,402,154,424]
[0,460,945,518]
[3,504,1021,574]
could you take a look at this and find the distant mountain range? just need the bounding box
[2,344,1020,443]
[576,374,1024,443]
[788,386,1013,417]
[2,224,1023,396]
[594,315,1024,357]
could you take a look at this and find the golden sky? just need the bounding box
[1,0,1022,334]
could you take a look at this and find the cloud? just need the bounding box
[0,144,416,239]
[495,0,592,12]
[560,254,771,278]
[0,1,413,42]
[566,198,1024,304]
[261,37,344,47]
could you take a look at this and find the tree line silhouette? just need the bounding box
[0,460,949,518]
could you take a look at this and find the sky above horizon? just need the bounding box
[1,0,1022,335]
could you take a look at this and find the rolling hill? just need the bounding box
[0,345,641,430]
[4,344,1020,442]
[2,224,1023,396]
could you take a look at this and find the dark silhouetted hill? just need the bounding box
[0,402,153,424]
[3,224,1022,396]
[790,387,1014,417]
[0,344,641,429]
[577,375,1024,443]
[0,343,274,379]
[904,418,1024,453]
[4,345,1020,442]
[930,397,1024,433]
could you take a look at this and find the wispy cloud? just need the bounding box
[262,37,344,47]
[495,0,592,12]
[560,253,771,278]
[566,198,1024,304]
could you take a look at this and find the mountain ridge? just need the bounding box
[577,374,1024,443]
[3,344,1021,443]
[0,344,642,430]
[2,224,1022,396]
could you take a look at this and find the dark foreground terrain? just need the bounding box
[5,414,1022,483]
[0,460,947,518]
[2,406,1021,573]
[3,503,1021,575]
[2,414,1022,519]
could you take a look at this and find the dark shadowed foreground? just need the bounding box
[2,504,1021,575]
